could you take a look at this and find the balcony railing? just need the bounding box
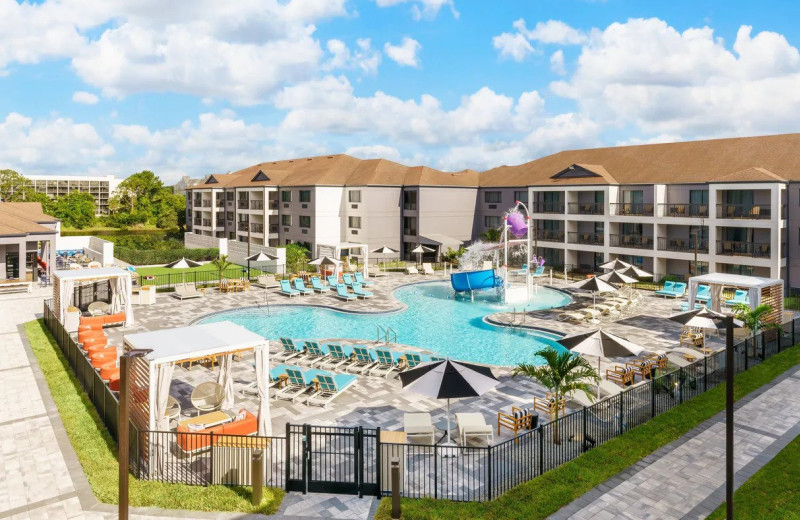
[610,203,654,216]
[237,200,249,209]
[216,199,224,207]
[609,234,654,249]
[249,200,263,210]
[716,241,771,258]
[269,200,279,210]
[567,202,604,215]
[658,203,709,218]
[202,219,212,227]
[201,200,212,208]
[237,221,249,231]
[567,232,603,245]
[250,223,264,234]
[269,224,279,233]
[193,219,201,226]
[404,228,417,236]
[531,202,565,214]
[657,237,709,253]
[716,204,771,219]
[534,230,565,242]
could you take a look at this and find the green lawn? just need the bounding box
[25,319,284,515]
[375,344,800,520]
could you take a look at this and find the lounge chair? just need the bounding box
[368,266,384,278]
[680,301,703,311]
[351,282,373,299]
[404,412,436,445]
[725,289,749,307]
[243,363,295,396]
[403,352,431,369]
[305,372,357,408]
[279,279,301,297]
[421,263,435,275]
[276,337,306,361]
[625,359,653,381]
[292,278,314,295]
[173,283,203,300]
[532,394,567,418]
[354,271,374,286]
[429,356,445,362]
[347,346,378,373]
[309,276,330,293]
[326,275,339,287]
[405,266,419,275]
[276,367,328,402]
[335,284,357,301]
[511,263,528,276]
[370,348,405,378]
[318,344,354,370]
[455,412,494,446]
[342,273,355,288]
[253,274,280,289]
[301,341,331,366]
[497,406,537,437]
[598,379,624,398]
[644,352,669,371]
[654,281,676,297]
[695,284,711,304]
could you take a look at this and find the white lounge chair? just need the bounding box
[455,412,493,446]
[173,283,203,300]
[566,389,596,408]
[421,263,435,275]
[253,274,280,289]
[406,266,419,275]
[404,412,436,445]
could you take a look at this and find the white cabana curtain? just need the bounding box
[688,280,698,309]
[122,273,134,326]
[254,343,272,436]
[111,276,123,314]
[153,362,175,476]
[710,284,723,312]
[217,354,235,410]
[749,287,761,309]
[60,279,75,323]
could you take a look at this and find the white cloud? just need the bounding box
[324,38,381,75]
[492,32,534,62]
[513,19,587,45]
[384,37,422,67]
[374,0,458,20]
[0,112,114,173]
[550,50,566,75]
[345,144,404,162]
[72,91,99,105]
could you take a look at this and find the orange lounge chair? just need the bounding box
[103,312,126,326]
[99,362,120,381]
[90,348,117,368]
[78,329,104,342]
[82,336,108,350]
[109,376,120,391]
[79,316,105,328]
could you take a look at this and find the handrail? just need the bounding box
[376,325,386,342]
[385,327,397,344]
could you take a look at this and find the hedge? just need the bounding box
[115,247,219,265]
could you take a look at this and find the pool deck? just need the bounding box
[106,272,726,441]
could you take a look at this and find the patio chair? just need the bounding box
[342,273,355,288]
[351,282,373,299]
[405,266,419,275]
[276,337,307,362]
[725,289,749,307]
[598,379,624,398]
[276,367,327,403]
[253,274,280,289]
[190,382,224,414]
[309,276,329,293]
[532,393,567,419]
[404,412,436,445]
[455,412,494,446]
[292,278,314,295]
[279,279,300,297]
[403,352,431,369]
[695,284,711,304]
[335,284,357,301]
[88,301,110,316]
[680,329,704,348]
[318,344,354,370]
[421,263,435,275]
[354,271,374,286]
[606,366,635,387]
[654,281,676,297]
[305,372,358,408]
[625,359,653,381]
[347,346,378,374]
[165,396,182,422]
[497,406,537,437]
[531,265,546,277]
[644,351,669,371]
[301,341,331,366]
[326,275,340,287]
[173,283,203,300]
[370,348,404,378]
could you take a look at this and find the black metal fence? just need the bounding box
[136,267,254,291]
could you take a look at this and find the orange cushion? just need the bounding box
[222,411,257,436]
[83,337,108,350]
[109,377,120,391]
[176,423,226,452]
[100,365,120,381]
[78,330,104,342]
[104,312,126,324]
[80,316,105,327]
[90,349,117,367]
[78,323,102,332]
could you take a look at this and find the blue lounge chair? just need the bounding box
[654,281,676,297]
[276,367,329,402]
[327,275,339,287]
[725,289,750,307]
[342,273,355,288]
[354,271,374,286]
[292,278,314,295]
[680,302,703,312]
[430,356,446,362]
[319,344,354,370]
[695,284,711,303]
[280,279,300,297]
[352,282,373,299]
[310,276,330,293]
[672,282,687,297]
[305,372,358,408]
[276,338,306,361]
[348,346,378,373]
[371,348,405,378]
[532,265,546,277]
[302,341,331,366]
[335,284,356,301]
[404,352,431,368]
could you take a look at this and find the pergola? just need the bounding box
[688,273,784,322]
[53,267,134,327]
[316,242,369,278]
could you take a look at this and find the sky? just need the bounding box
[2,0,800,183]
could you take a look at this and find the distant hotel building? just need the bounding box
[25,174,122,215]
[186,134,799,289]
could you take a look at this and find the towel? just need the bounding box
[187,423,205,432]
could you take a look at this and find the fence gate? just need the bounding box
[287,424,377,496]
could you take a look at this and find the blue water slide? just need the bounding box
[450,269,504,293]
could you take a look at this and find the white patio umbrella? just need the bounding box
[599,258,632,271]
[371,246,399,271]
[410,244,435,266]
[598,270,638,286]
[668,307,742,351]
[164,257,202,269]
[245,251,279,278]
[309,256,342,279]
[618,264,654,279]
[569,276,618,324]
[399,359,499,446]
[558,329,645,398]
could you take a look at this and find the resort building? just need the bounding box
[0,202,59,283]
[186,133,800,289]
[24,174,123,215]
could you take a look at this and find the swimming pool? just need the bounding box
[197,281,571,366]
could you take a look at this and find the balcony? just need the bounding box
[237,221,249,232]
[716,241,771,258]
[568,232,603,246]
[716,204,771,220]
[610,203,654,217]
[250,200,264,210]
[269,224,279,234]
[568,202,604,215]
[269,200,279,210]
[532,202,565,214]
[609,234,654,249]
[202,219,212,227]
[250,223,264,234]
[201,200,212,208]
[193,218,201,226]
[657,237,709,254]
[534,229,565,242]
[658,203,709,218]
[216,199,224,207]
[237,200,249,209]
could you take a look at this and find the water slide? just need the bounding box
[450,269,504,293]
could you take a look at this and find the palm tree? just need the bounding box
[211,254,233,288]
[513,348,599,443]
[480,227,502,243]
[732,303,782,357]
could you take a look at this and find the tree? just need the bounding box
[732,303,782,357]
[53,192,95,229]
[442,246,467,265]
[211,254,233,284]
[0,169,53,210]
[284,243,309,273]
[480,228,502,243]
[512,349,598,443]
[109,170,182,228]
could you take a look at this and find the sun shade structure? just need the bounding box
[569,276,618,324]
[687,273,783,318]
[410,244,435,266]
[399,359,499,446]
[599,258,632,271]
[598,270,638,285]
[618,264,654,279]
[53,267,134,327]
[245,251,278,262]
[371,246,399,255]
[164,257,202,269]
[558,329,644,397]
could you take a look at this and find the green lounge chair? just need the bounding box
[276,367,328,402]
[335,284,356,301]
[354,271,374,286]
[404,352,431,368]
[276,338,306,361]
[352,282,373,299]
[318,344,354,370]
[347,346,378,373]
[370,348,405,378]
[302,341,331,366]
[292,278,314,295]
[305,372,358,408]
[310,276,330,293]
[280,279,301,297]
[342,273,355,288]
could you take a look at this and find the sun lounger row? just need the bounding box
[655,281,687,298]
[269,364,357,408]
[403,412,494,446]
[405,263,435,275]
[279,275,374,300]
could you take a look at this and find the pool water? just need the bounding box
[198,282,571,366]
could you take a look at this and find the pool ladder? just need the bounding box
[377,325,398,344]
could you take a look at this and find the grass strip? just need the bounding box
[376,344,800,519]
[25,319,284,515]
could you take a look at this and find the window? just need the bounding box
[349,216,361,229]
[403,190,417,211]
[690,189,708,205]
[484,191,501,204]
[513,191,528,205]
[226,191,234,201]
[348,190,362,203]
[281,214,291,226]
[299,215,311,228]
[226,211,233,220]
[238,191,248,200]
[403,216,417,236]
[299,190,311,203]
[484,216,502,228]
[622,190,644,204]
[281,190,292,202]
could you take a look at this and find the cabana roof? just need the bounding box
[688,273,781,288]
[124,321,266,365]
[54,266,131,280]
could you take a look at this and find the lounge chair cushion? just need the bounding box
[513,408,532,420]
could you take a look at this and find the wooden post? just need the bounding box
[118,350,150,520]
[391,458,401,519]
[252,450,264,506]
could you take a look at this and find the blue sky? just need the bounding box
[1,0,800,182]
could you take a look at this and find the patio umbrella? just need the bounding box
[245,251,278,278]
[569,276,618,324]
[618,264,654,279]
[410,244,435,266]
[598,270,638,285]
[558,329,645,398]
[668,307,741,349]
[599,258,632,271]
[309,256,342,278]
[164,257,202,269]
[371,246,399,271]
[399,359,499,446]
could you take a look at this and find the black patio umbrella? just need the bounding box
[399,359,499,445]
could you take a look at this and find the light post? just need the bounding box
[119,349,151,520]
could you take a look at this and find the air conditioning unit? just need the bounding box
[351,230,358,235]
[301,204,308,209]
[489,204,497,209]
[301,229,308,234]
[283,227,289,232]
[351,204,358,209]
[283,203,289,208]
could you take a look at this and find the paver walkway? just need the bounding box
[549,363,800,520]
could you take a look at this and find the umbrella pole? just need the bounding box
[597,356,601,399]
[446,398,452,445]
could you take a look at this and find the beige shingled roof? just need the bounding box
[0,202,58,236]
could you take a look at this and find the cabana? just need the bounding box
[316,242,369,279]
[687,273,783,322]
[53,267,134,327]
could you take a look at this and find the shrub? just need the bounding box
[115,247,218,265]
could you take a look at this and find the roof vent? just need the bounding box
[251,170,270,182]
